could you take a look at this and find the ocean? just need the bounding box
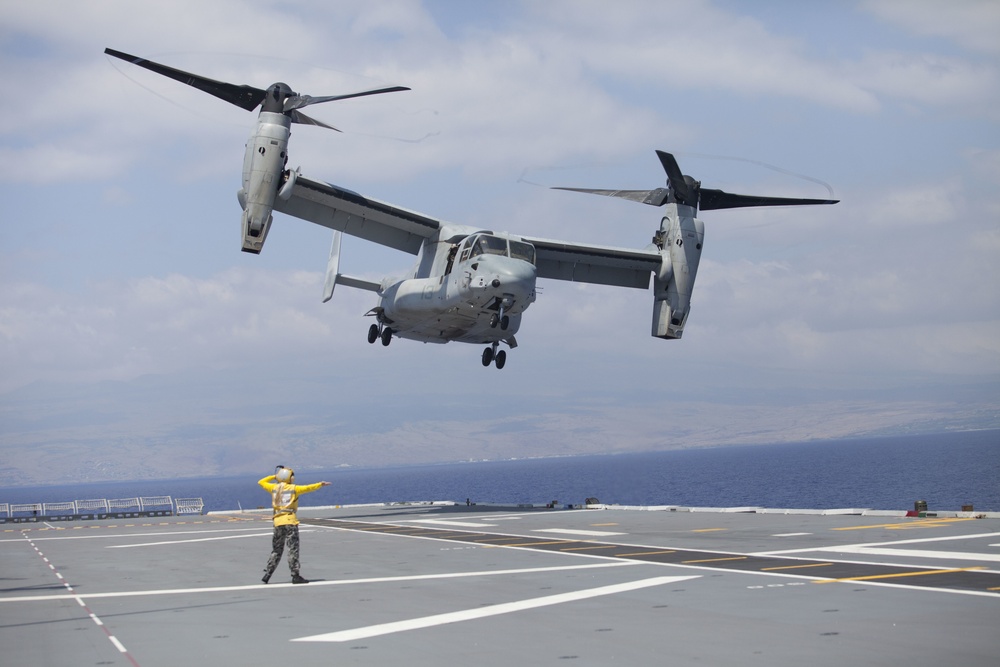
[2,430,998,513]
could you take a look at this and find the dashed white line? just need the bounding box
[21,533,137,663]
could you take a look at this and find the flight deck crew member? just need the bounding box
[258,466,330,584]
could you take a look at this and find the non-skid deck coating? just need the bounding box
[2,503,998,666]
[305,514,1000,596]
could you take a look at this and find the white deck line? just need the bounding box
[293,575,701,642]
[0,562,638,603]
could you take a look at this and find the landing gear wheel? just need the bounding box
[490,314,499,328]
[494,350,506,369]
[500,315,510,330]
[482,347,494,366]
[381,328,392,346]
[367,323,379,344]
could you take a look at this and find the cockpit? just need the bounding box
[459,234,536,265]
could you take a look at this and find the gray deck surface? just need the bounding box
[2,503,998,666]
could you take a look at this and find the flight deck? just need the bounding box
[2,503,998,666]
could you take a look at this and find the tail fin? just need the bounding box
[321,231,382,302]
[322,231,343,302]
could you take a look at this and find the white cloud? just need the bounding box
[348,0,442,39]
[865,181,960,228]
[1,1,998,483]
[964,147,1000,183]
[0,144,126,184]
[863,0,1000,55]
[0,268,382,393]
[852,51,1000,116]
[522,0,883,113]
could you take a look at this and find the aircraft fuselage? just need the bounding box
[376,230,537,348]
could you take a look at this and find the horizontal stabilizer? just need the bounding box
[336,275,382,293]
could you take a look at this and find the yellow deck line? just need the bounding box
[761,562,834,571]
[682,556,747,564]
[484,541,574,548]
[616,550,678,557]
[833,518,975,531]
[814,566,985,584]
[560,545,619,552]
[472,536,534,543]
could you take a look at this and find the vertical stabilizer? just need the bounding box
[322,231,343,302]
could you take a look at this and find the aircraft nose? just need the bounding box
[492,261,536,293]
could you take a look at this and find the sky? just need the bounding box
[1,0,999,485]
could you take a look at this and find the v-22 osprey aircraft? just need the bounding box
[106,49,838,369]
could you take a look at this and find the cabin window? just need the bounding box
[509,240,535,265]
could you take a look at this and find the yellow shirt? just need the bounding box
[258,475,325,526]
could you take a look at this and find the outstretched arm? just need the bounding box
[297,481,331,494]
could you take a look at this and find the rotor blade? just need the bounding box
[699,188,839,210]
[655,150,695,206]
[105,48,266,111]
[290,110,341,131]
[283,86,411,112]
[552,187,670,207]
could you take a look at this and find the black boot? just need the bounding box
[291,574,309,584]
[262,572,271,584]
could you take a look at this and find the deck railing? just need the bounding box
[0,496,205,522]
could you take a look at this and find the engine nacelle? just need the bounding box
[240,207,273,255]
[652,203,704,339]
[239,112,290,254]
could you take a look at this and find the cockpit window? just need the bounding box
[471,235,508,257]
[460,234,536,265]
[509,240,535,265]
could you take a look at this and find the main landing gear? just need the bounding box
[368,322,392,346]
[482,342,506,369]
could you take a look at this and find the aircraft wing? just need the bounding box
[276,174,662,288]
[519,235,662,289]
[274,175,443,254]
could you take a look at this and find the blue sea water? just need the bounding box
[3,430,998,513]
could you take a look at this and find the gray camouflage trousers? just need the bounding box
[264,524,301,577]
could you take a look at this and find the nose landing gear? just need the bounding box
[481,342,507,369]
[489,306,510,330]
